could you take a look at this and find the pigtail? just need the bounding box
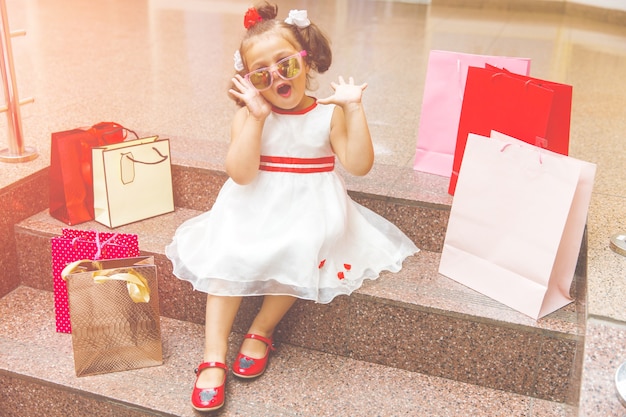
[293,23,332,74]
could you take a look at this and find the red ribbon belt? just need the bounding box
[259,155,335,173]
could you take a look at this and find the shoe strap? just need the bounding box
[196,361,228,374]
[245,333,276,350]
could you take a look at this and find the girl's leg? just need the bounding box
[196,294,242,388]
[240,295,297,358]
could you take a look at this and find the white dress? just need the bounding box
[165,101,418,304]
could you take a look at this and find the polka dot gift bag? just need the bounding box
[51,229,139,333]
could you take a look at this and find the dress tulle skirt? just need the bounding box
[165,171,418,304]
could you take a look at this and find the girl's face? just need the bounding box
[243,35,311,111]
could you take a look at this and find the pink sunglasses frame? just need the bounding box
[244,50,308,91]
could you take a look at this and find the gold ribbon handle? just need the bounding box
[61,259,151,303]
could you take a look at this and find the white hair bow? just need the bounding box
[233,50,244,71]
[285,9,310,28]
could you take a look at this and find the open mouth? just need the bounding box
[277,83,292,97]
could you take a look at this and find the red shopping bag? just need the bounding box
[51,229,140,333]
[413,50,531,177]
[485,64,573,153]
[448,66,572,195]
[49,122,136,225]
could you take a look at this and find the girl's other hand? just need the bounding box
[317,76,367,107]
[228,75,272,120]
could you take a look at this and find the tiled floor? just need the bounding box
[0,0,625,415]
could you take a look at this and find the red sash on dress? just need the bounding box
[259,155,335,173]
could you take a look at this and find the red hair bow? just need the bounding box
[244,8,262,29]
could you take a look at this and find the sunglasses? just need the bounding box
[245,50,308,91]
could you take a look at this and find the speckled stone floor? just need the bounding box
[0,286,577,416]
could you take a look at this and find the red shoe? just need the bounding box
[232,333,275,379]
[191,361,227,412]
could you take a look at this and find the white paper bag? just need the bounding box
[438,132,596,319]
[92,136,174,228]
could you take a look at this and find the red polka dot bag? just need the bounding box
[51,229,140,333]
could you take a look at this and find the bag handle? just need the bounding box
[70,231,119,260]
[124,147,168,165]
[457,59,463,100]
[499,138,546,164]
[91,122,139,145]
[120,147,169,184]
[490,71,551,94]
[61,259,151,303]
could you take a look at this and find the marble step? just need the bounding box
[14,206,584,404]
[0,286,576,417]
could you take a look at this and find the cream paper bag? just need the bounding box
[438,132,596,319]
[92,136,174,228]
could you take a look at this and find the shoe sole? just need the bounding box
[192,402,224,412]
[232,368,266,379]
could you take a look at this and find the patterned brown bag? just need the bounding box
[62,256,163,377]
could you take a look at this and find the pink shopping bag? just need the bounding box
[438,132,595,319]
[51,229,140,333]
[413,50,531,177]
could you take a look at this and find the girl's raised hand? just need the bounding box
[317,76,367,107]
[228,74,272,120]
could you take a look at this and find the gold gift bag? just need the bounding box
[62,256,163,377]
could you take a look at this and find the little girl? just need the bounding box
[166,2,419,412]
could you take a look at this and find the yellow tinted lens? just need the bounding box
[248,70,271,89]
[277,57,301,79]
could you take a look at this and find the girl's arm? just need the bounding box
[318,76,374,176]
[226,75,272,184]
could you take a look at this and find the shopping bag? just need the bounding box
[439,132,595,319]
[62,256,163,377]
[49,122,137,225]
[51,229,140,333]
[92,136,174,228]
[448,66,572,194]
[413,50,531,177]
[485,64,573,152]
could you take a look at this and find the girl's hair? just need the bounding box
[230,2,332,106]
